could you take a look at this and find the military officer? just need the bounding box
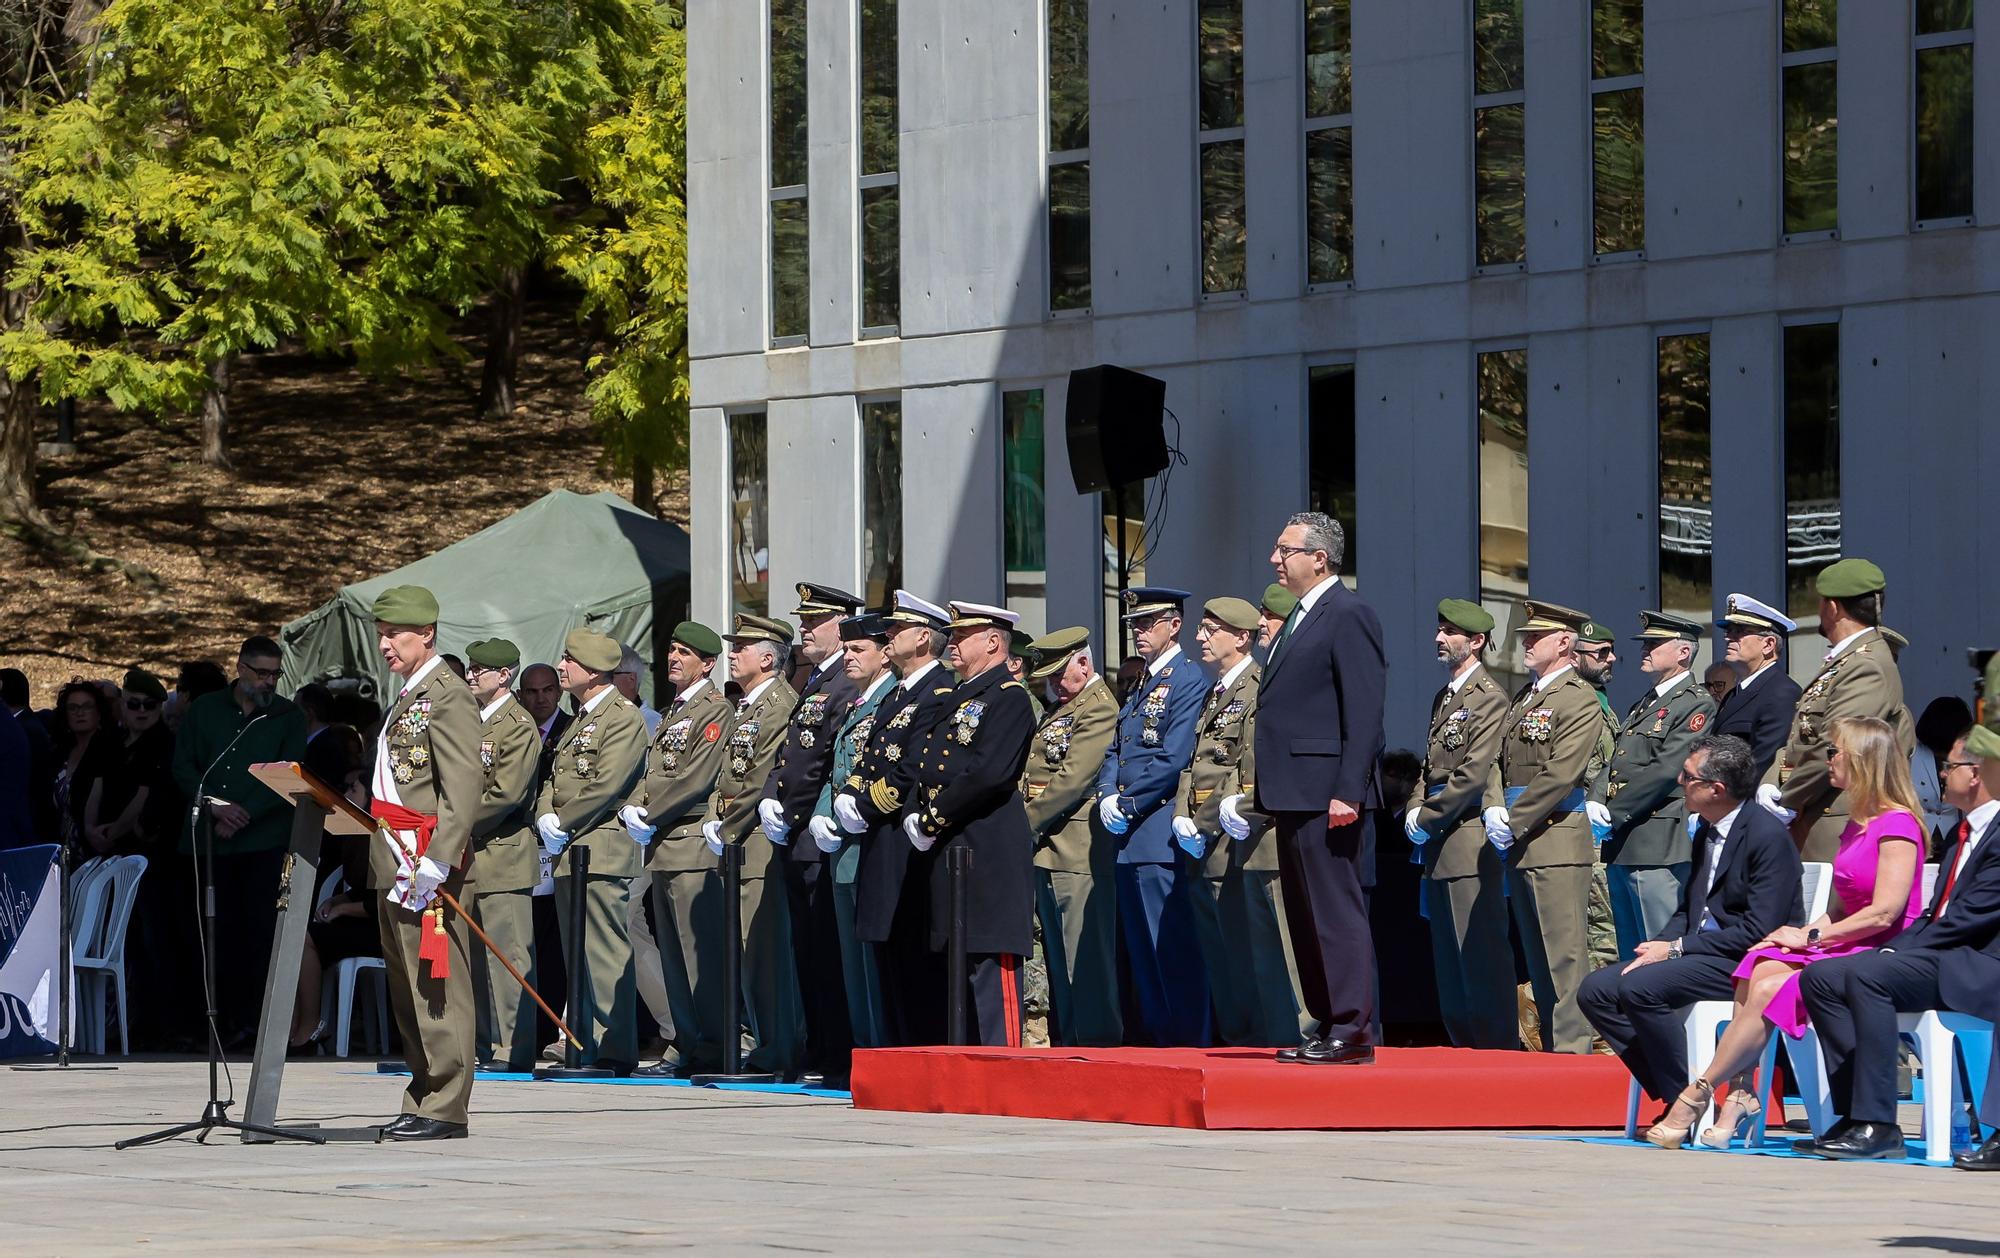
[1713,593,1803,778]
[758,582,864,1086]
[534,628,650,1072]
[366,585,482,1138]
[461,637,542,1072]
[1257,584,1297,656]
[1021,628,1121,1047]
[618,621,733,1077]
[1597,612,1717,960]
[1485,600,1603,1054]
[901,602,1038,1044]
[1406,599,1514,1050]
[1573,618,1621,974]
[834,590,959,1045]
[1007,635,1047,720]
[1758,559,1917,862]
[1096,586,1211,1047]
[698,614,804,1076]
[808,612,899,1060]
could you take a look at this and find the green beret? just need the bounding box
[122,668,168,701]
[1437,598,1494,636]
[1967,721,2000,762]
[1576,619,1615,645]
[1816,558,1886,599]
[1203,597,1261,633]
[672,620,723,658]
[563,627,622,673]
[1260,584,1298,619]
[370,584,439,627]
[466,638,521,670]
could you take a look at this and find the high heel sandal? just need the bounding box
[1644,1079,1713,1149]
[1696,1085,1762,1149]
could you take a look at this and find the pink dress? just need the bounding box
[1732,809,1927,1037]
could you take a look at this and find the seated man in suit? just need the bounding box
[1578,734,1803,1143]
[1799,719,2000,1162]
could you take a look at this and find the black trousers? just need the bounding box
[211,848,286,1038]
[967,953,1025,1046]
[873,874,946,1047]
[1577,952,1739,1103]
[783,859,853,1073]
[1800,949,1945,1125]
[1274,809,1376,1044]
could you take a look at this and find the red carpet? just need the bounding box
[851,1046,1635,1131]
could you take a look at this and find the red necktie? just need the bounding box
[1936,819,1972,915]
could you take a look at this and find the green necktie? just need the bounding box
[1266,604,1301,671]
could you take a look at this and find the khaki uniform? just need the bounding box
[370,661,484,1125]
[1767,628,1916,862]
[1585,688,1619,972]
[1022,675,1120,1047]
[536,689,649,1069]
[1497,667,1603,1054]
[634,679,735,1071]
[1601,675,1715,957]
[702,677,803,1075]
[1413,662,1514,1049]
[466,693,542,1070]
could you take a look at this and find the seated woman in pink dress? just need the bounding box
[1646,715,1925,1149]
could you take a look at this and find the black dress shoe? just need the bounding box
[1298,1038,1375,1065]
[1275,1036,1322,1063]
[385,1117,468,1141]
[632,1062,681,1078]
[1812,1121,1906,1160]
[382,1114,424,1136]
[1954,1134,2000,1170]
[796,1071,827,1088]
[1792,1118,1852,1153]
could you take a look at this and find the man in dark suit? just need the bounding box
[1711,594,1801,780]
[1579,734,1803,1107]
[1800,722,2000,1161]
[1253,511,1386,1065]
[1,669,55,841]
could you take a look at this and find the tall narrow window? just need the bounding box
[1781,1,1838,237]
[1199,1,1246,295]
[1914,0,1974,226]
[1003,389,1048,634]
[1477,349,1530,691]
[730,413,772,617]
[861,399,903,606]
[1049,0,1091,312]
[1783,323,1840,676]
[1657,333,1713,657]
[1308,364,1358,586]
[769,0,809,343]
[1304,2,1353,285]
[1590,0,1644,257]
[859,0,900,334]
[1473,0,1526,268]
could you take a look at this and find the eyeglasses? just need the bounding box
[1575,646,1615,661]
[1942,760,1981,772]
[1676,770,1724,788]
[64,703,97,716]
[124,697,161,712]
[1271,544,1320,559]
[240,662,282,681]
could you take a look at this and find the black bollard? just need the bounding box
[535,844,611,1079]
[947,844,971,1047]
[691,841,775,1084]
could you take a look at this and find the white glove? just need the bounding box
[809,814,842,853]
[1482,805,1514,853]
[406,856,447,910]
[1585,800,1614,847]
[1171,815,1204,858]
[1404,806,1427,844]
[1098,795,1129,835]
[619,803,656,843]
[537,813,569,857]
[758,798,790,844]
[904,812,936,852]
[1755,782,1797,824]
[1686,813,1702,839]
[702,819,725,855]
[1219,794,1251,841]
[834,793,867,835]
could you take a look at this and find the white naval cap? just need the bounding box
[946,601,1020,631]
[1718,593,1797,634]
[882,589,951,628]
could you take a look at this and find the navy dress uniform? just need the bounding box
[816,613,898,1052]
[1095,587,1212,1047]
[1712,594,1802,780]
[759,582,864,1081]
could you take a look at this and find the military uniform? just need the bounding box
[536,630,650,1071]
[1494,602,1604,1054]
[821,640,896,1052]
[1411,601,1514,1050]
[1575,619,1620,976]
[1021,629,1120,1047]
[366,587,484,1134]
[1713,594,1804,778]
[463,641,542,1072]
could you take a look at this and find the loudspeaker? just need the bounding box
[1065,365,1168,494]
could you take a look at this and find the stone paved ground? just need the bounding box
[3,1060,1997,1255]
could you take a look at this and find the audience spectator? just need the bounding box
[167,660,230,734]
[2,667,56,839]
[294,683,336,744]
[1913,696,1972,856]
[1703,663,1736,706]
[52,680,115,856]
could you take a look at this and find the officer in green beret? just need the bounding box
[460,638,544,1071]
[1572,618,1621,975]
[535,626,651,1072]
[1758,559,1916,862]
[1257,585,1298,657]
[1007,633,1047,721]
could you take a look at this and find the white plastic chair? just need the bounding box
[313,871,389,1057]
[1921,862,1940,906]
[1623,862,1833,1139]
[1787,1010,1995,1163]
[74,854,147,1055]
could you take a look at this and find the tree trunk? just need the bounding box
[200,355,233,470]
[478,266,525,419]
[633,452,656,514]
[0,283,45,527]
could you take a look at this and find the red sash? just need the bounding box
[371,800,452,979]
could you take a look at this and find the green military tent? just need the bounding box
[280,489,690,702]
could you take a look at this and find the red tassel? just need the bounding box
[419,905,451,979]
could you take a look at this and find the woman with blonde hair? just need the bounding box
[1646,715,1925,1148]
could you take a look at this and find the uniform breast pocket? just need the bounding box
[1290,736,1341,756]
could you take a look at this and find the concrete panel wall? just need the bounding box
[1645,0,1777,260]
[1838,1,1911,240]
[807,0,858,347]
[1091,0,1198,315]
[687,0,769,358]
[765,396,863,615]
[1707,314,1784,616]
[1351,0,1470,289]
[901,382,1004,603]
[689,407,733,630]
[1037,371,1103,645]
[1243,0,1304,301]
[1524,0,1590,274]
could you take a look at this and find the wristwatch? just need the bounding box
[1668,939,1684,960]
[1806,927,1822,945]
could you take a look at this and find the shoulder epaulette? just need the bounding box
[931,686,954,695]
[1002,680,1023,691]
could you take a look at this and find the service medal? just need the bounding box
[800,730,816,749]
[1521,708,1554,742]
